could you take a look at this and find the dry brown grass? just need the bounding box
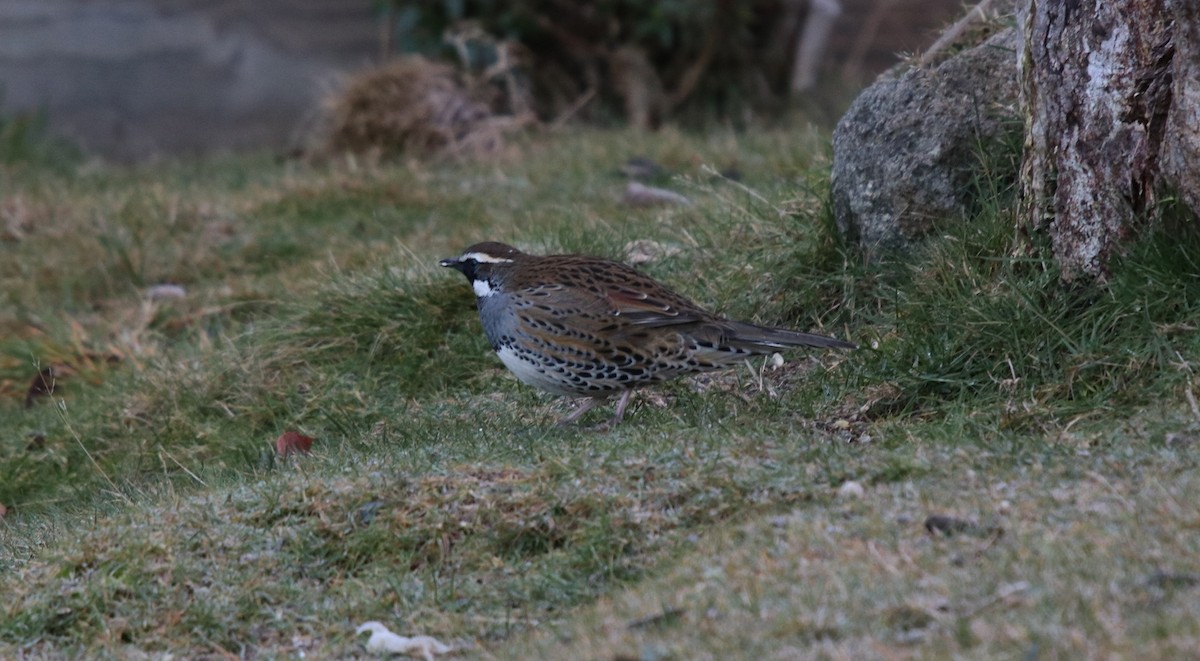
[321,56,524,162]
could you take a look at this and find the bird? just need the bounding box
[439,241,856,429]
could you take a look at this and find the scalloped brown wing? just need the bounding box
[603,285,709,327]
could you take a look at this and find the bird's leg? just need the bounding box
[556,397,600,426]
[610,388,634,426]
[588,389,634,432]
[557,390,635,431]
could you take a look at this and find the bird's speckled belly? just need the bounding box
[477,285,726,397]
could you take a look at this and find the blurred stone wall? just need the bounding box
[0,0,378,161]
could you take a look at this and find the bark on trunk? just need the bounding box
[1161,0,1200,214]
[1019,0,1174,280]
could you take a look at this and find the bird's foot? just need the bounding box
[555,398,600,427]
[555,390,635,431]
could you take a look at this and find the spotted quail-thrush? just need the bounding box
[440,241,856,428]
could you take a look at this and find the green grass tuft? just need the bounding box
[2,126,1199,658]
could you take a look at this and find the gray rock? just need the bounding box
[831,27,1021,250]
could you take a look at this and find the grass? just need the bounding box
[511,413,1200,659]
[2,124,1199,658]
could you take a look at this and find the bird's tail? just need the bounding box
[724,321,858,351]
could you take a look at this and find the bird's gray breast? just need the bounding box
[476,289,518,350]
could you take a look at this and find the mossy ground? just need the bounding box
[1,127,1198,658]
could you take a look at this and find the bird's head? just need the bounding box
[439,241,524,298]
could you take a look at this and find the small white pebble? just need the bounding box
[623,239,683,265]
[622,182,693,207]
[837,480,865,499]
[356,622,451,660]
[770,352,785,369]
[146,284,187,301]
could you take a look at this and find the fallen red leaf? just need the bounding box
[275,430,314,457]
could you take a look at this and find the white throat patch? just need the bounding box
[462,252,513,264]
[473,279,496,297]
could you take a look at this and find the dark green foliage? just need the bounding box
[380,0,809,124]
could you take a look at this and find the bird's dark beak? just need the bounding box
[439,256,472,278]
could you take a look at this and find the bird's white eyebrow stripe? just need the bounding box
[462,252,513,264]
